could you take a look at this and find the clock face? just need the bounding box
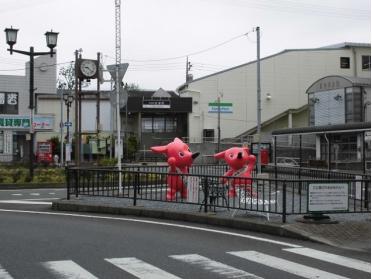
[80,60,97,78]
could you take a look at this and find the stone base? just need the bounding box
[296,213,339,224]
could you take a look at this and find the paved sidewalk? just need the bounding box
[52,196,371,253]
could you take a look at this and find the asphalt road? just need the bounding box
[0,188,370,279]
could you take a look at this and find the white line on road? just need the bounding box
[228,250,351,279]
[0,200,52,205]
[11,194,22,196]
[0,264,14,279]
[43,260,98,279]
[283,247,371,273]
[0,208,302,248]
[106,257,181,279]
[29,193,40,196]
[170,254,263,279]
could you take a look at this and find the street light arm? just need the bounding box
[7,48,55,57]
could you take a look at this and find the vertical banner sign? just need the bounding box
[308,183,349,213]
[187,176,200,203]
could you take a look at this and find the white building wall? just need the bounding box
[184,46,370,142]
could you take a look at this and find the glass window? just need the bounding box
[340,57,350,69]
[362,55,371,71]
[0,92,18,114]
[141,118,153,133]
[153,117,165,132]
[0,131,3,154]
[165,117,176,132]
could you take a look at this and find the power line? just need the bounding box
[0,60,73,72]
[104,31,254,63]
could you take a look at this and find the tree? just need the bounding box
[57,62,75,90]
[57,62,90,90]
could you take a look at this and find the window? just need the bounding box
[141,118,153,133]
[0,92,18,114]
[362,55,371,71]
[142,116,177,133]
[0,131,3,154]
[153,117,165,132]
[165,117,177,132]
[340,57,350,69]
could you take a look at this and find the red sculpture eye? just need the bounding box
[229,154,234,158]
[179,152,184,157]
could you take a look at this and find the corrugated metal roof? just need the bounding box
[272,122,371,135]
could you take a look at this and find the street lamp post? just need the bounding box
[4,27,58,179]
[63,93,74,163]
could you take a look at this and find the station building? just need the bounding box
[178,43,371,144]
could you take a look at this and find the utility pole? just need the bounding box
[115,0,123,193]
[217,95,221,153]
[96,52,101,161]
[74,50,79,166]
[256,26,262,174]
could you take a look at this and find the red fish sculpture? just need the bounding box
[214,147,256,197]
[151,138,199,200]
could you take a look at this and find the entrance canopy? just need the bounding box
[306,75,370,94]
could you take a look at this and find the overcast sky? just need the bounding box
[0,0,370,91]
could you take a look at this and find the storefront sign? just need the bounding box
[0,115,54,130]
[143,99,171,109]
[308,183,348,213]
[208,102,233,113]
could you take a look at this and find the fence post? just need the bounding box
[75,169,79,198]
[365,180,370,209]
[133,171,139,206]
[66,166,70,200]
[204,178,209,213]
[282,182,287,223]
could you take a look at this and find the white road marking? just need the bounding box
[43,260,99,279]
[170,254,262,279]
[49,193,56,195]
[29,193,40,196]
[11,194,22,196]
[0,208,302,248]
[0,200,52,205]
[0,264,14,279]
[228,250,351,279]
[106,257,181,279]
[283,247,371,273]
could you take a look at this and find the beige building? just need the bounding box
[178,43,371,143]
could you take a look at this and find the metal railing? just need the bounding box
[66,164,370,223]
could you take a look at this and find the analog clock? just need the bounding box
[80,59,97,78]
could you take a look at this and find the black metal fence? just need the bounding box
[66,164,370,223]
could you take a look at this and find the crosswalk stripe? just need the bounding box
[0,265,14,279]
[228,250,351,279]
[283,247,371,273]
[170,254,263,279]
[43,260,99,279]
[105,257,181,279]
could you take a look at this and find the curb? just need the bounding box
[52,200,311,242]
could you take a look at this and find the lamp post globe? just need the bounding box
[45,30,59,56]
[4,26,19,54]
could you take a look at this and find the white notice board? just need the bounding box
[308,183,349,213]
[187,176,200,203]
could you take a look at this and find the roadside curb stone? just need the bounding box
[52,198,371,252]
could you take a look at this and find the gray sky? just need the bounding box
[0,0,370,91]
